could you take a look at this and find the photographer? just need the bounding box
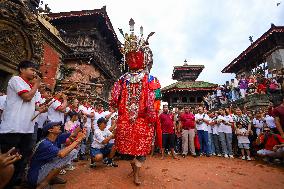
[90,117,118,168]
[27,121,86,189]
[256,127,284,158]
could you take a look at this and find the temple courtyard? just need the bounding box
[54,156,284,189]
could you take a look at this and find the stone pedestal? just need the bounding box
[213,94,282,112]
[244,94,270,111]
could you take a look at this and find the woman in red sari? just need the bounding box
[110,20,161,185]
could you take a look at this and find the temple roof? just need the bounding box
[47,6,122,60]
[172,60,205,81]
[173,64,205,71]
[222,25,284,73]
[161,81,218,93]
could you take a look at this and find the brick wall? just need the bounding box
[40,42,61,89]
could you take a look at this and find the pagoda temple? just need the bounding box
[221,24,284,109]
[161,60,217,108]
[47,7,124,102]
[222,24,284,75]
[0,1,123,105]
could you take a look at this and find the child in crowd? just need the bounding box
[235,122,251,161]
[65,111,80,133]
[175,128,182,155]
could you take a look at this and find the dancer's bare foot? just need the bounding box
[128,162,135,177]
[134,175,142,186]
[160,156,165,160]
[133,165,141,185]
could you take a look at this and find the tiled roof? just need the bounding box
[222,25,284,73]
[161,81,218,92]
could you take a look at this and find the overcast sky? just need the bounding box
[44,0,284,88]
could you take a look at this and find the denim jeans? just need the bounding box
[208,133,215,154]
[197,130,209,155]
[35,149,78,185]
[212,134,221,155]
[218,132,233,155]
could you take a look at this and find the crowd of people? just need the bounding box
[0,61,284,189]
[0,61,119,189]
[204,67,284,110]
[158,103,284,162]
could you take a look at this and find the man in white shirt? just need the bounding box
[217,109,234,158]
[195,107,210,156]
[90,117,117,168]
[36,86,52,142]
[0,61,41,187]
[47,92,68,126]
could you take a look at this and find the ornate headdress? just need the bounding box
[119,18,155,72]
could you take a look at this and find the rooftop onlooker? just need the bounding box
[238,74,248,98]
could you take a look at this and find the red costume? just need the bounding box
[110,43,161,156]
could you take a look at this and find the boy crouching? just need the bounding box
[90,117,118,168]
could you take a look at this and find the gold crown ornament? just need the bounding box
[119,18,155,71]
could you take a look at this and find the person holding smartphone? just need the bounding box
[27,121,86,189]
[0,147,22,189]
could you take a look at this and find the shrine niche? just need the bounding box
[0,0,43,74]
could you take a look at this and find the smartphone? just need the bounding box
[10,148,20,156]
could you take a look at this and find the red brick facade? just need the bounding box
[40,42,61,89]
